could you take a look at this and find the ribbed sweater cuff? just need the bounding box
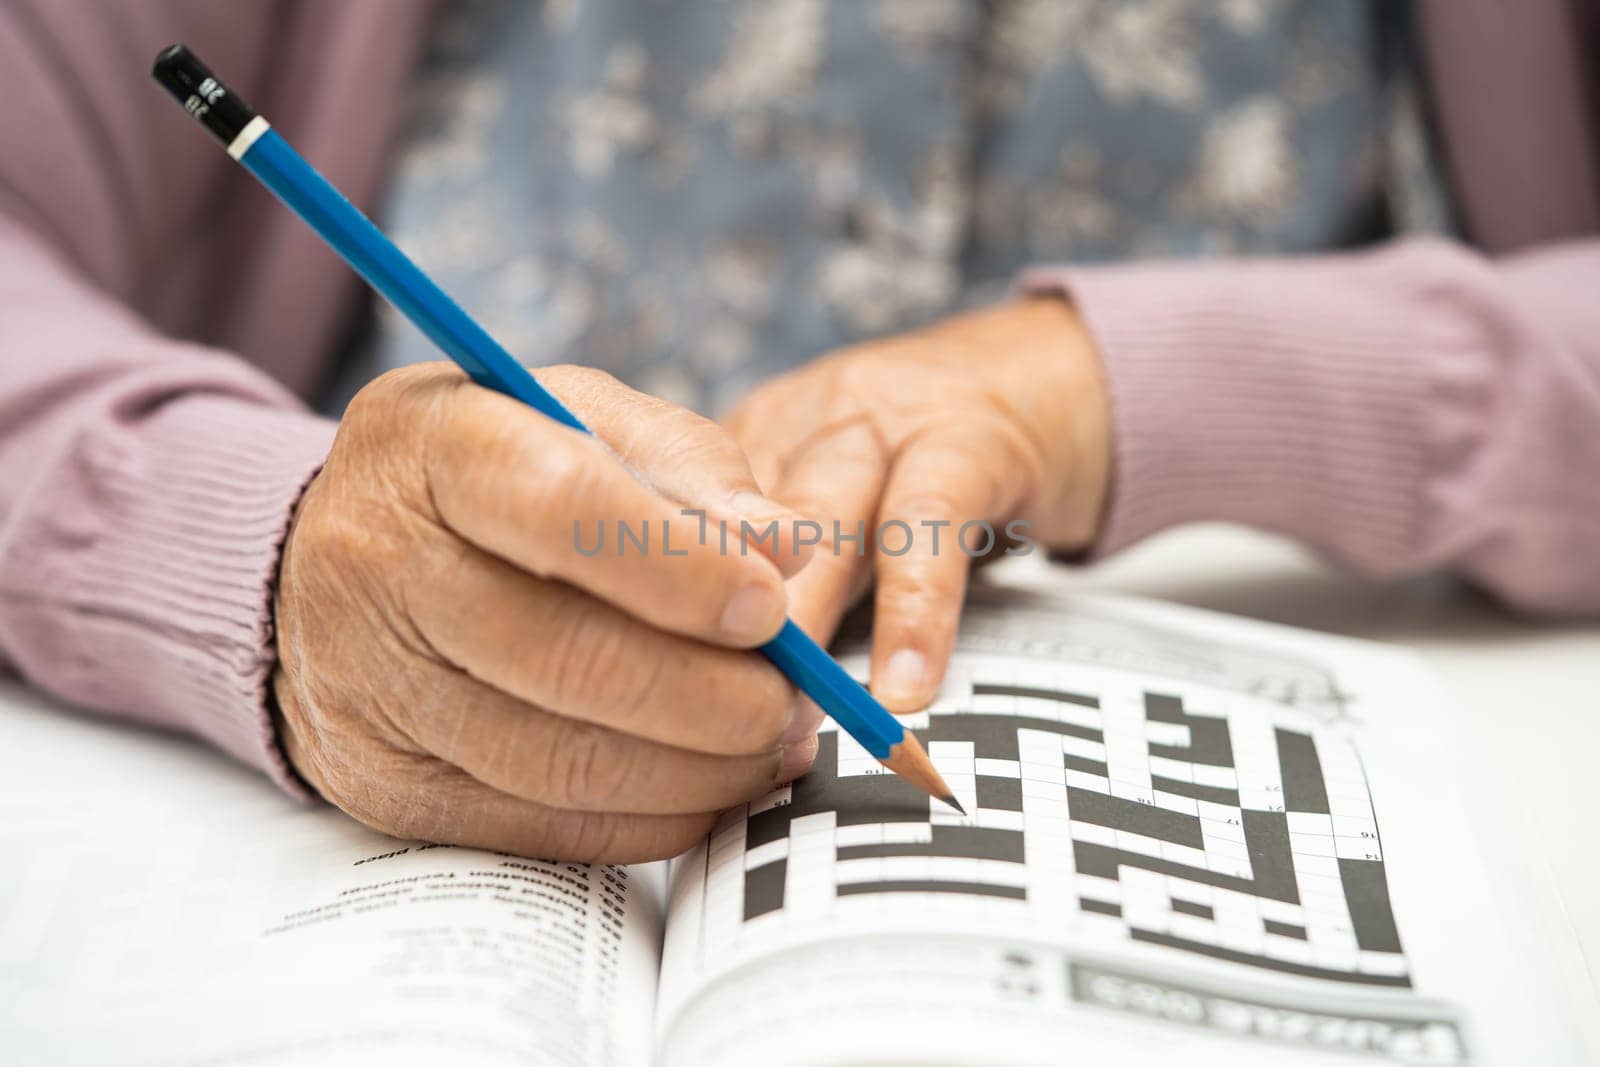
[1020,249,1461,572]
[7,398,336,797]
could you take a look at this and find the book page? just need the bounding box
[0,686,664,1067]
[655,561,1585,1067]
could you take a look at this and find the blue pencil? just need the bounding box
[151,44,961,813]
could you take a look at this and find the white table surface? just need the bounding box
[3,523,1596,1053]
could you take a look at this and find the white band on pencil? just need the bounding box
[227,115,271,160]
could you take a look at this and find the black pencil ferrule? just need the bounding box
[151,44,258,148]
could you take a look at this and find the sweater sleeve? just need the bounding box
[1021,236,1600,616]
[0,1,340,793]
[0,215,334,794]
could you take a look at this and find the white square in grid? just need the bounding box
[1022,777,1068,800]
[1018,730,1065,762]
[1297,870,1344,896]
[833,858,884,885]
[1336,837,1383,862]
[1289,832,1336,858]
[878,856,933,881]
[1204,836,1251,862]
[1074,873,1124,902]
[1191,763,1239,789]
[1021,760,1065,783]
[1218,923,1266,955]
[1153,791,1200,816]
[927,856,980,882]
[928,741,975,761]
[975,808,1025,832]
[1060,734,1108,763]
[1238,788,1287,810]
[1021,796,1067,821]
[836,757,882,778]
[1025,810,1072,833]
[1168,880,1216,905]
[743,839,790,870]
[1069,821,1116,847]
[880,822,934,844]
[1287,812,1334,836]
[833,823,882,847]
[1303,922,1358,952]
[1065,770,1112,793]
[976,859,1029,888]
[1147,755,1194,782]
[1141,721,1192,747]
[1291,852,1340,879]
[1257,898,1306,925]
[1159,841,1209,868]
[1312,944,1360,971]
[1199,813,1246,842]
[790,811,837,838]
[1169,913,1220,945]
[1332,814,1380,838]
[1264,936,1314,966]
[1206,854,1253,879]
[1301,889,1350,917]
[1118,865,1169,901]
[975,758,1021,778]
[1358,951,1410,976]
[940,773,978,795]
[1329,791,1376,818]
[1209,888,1261,925]
[1109,779,1153,804]
[1114,830,1164,858]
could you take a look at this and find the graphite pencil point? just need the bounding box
[941,795,967,816]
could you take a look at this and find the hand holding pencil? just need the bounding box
[152,44,964,860]
[274,363,825,862]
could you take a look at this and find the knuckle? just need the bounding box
[608,651,669,730]
[541,363,619,396]
[547,722,631,810]
[742,666,795,749]
[546,604,631,711]
[883,564,950,607]
[886,488,962,522]
[652,414,720,469]
[706,657,793,752]
[562,812,626,863]
[528,437,598,517]
[344,363,452,430]
[536,365,629,422]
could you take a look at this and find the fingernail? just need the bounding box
[721,582,783,643]
[876,649,928,709]
[781,694,823,745]
[776,733,819,784]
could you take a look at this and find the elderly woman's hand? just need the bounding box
[272,364,817,863]
[725,296,1111,712]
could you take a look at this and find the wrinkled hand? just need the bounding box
[726,296,1111,712]
[273,364,818,863]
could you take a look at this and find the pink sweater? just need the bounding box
[1,0,1597,793]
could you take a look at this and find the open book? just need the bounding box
[1,564,1584,1065]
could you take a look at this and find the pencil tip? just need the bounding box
[880,732,966,814]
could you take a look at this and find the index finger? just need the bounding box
[423,381,789,648]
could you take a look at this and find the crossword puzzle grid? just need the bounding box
[703,660,1410,988]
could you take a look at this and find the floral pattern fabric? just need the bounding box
[341,0,1447,417]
